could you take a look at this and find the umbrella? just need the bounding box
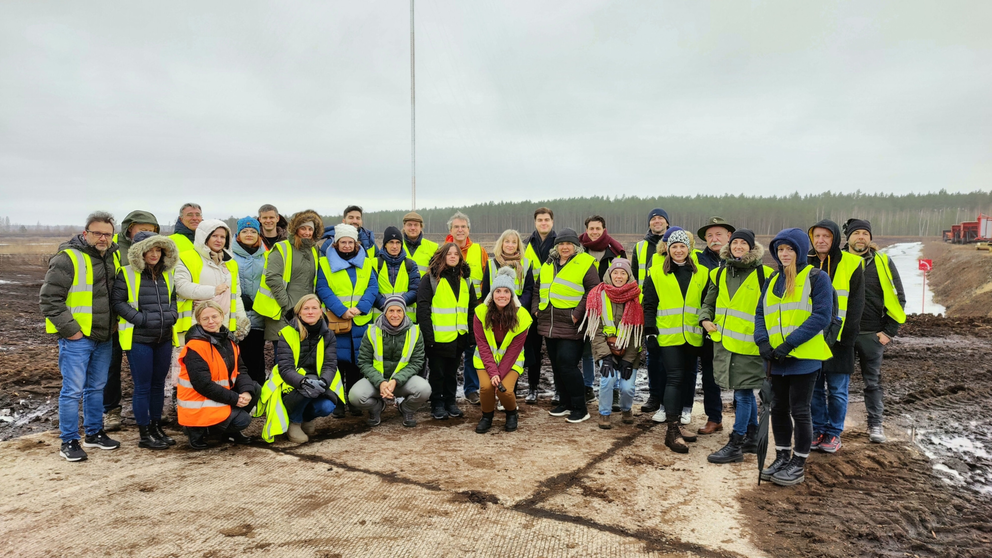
[756,362,774,485]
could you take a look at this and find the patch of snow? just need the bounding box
[880,242,945,315]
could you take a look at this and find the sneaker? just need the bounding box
[551,391,561,405]
[431,405,449,420]
[651,408,667,423]
[810,432,826,450]
[868,425,886,443]
[103,408,122,432]
[820,435,842,453]
[466,392,481,405]
[525,390,538,404]
[680,409,692,425]
[598,414,612,429]
[59,440,88,462]
[640,396,662,413]
[566,410,591,423]
[445,403,464,418]
[549,405,569,417]
[82,430,120,450]
[402,408,417,428]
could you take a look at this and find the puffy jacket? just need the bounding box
[231,240,266,330]
[39,234,118,341]
[530,247,601,341]
[180,325,259,406]
[174,219,247,330]
[111,234,179,346]
[316,247,379,364]
[358,320,426,387]
[274,318,339,392]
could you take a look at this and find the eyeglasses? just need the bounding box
[86,230,113,239]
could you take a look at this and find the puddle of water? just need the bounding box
[0,280,21,285]
[880,242,945,315]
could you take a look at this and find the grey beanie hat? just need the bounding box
[491,266,517,293]
[382,295,407,312]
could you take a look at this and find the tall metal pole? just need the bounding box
[410,0,416,210]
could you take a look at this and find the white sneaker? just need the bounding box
[680,409,692,425]
[868,425,886,443]
[651,408,667,423]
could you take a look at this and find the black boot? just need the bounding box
[665,421,689,454]
[227,430,252,445]
[760,449,792,482]
[641,395,662,413]
[138,425,169,450]
[150,420,176,446]
[504,409,518,432]
[476,411,494,434]
[184,426,209,451]
[771,455,807,486]
[707,432,745,464]
[741,424,758,454]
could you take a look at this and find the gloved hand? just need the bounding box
[298,377,324,399]
[314,376,328,390]
[772,343,794,364]
[619,360,635,381]
[241,294,254,313]
[758,341,774,362]
[599,361,615,379]
[235,316,252,341]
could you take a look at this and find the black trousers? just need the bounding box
[239,329,267,385]
[428,354,460,406]
[524,324,546,391]
[770,371,818,455]
[545,338,585,411]
[659,344,696,421]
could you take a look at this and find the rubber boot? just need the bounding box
[504,409,518,432]
[138,425,168,450]
[665,421,689,454]
[707,432,745,464]
[476,411,494,434]
[150,420,176,446]
[741,424,758,454]
[760,449,792,482]
[771,455,807,486]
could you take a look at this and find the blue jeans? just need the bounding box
[127,341,172,426]
[57,337,112,442]
[582,342,594,388]
[598,360,636,416]
[288,397,337,423]
[732,389,758,436]
[462,347,480,396]
[811,370,850,437]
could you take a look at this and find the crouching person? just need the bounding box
[351,296,429,427]
[178,301,260,450]
[261,294,345,443]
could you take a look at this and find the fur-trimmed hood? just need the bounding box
[194,219,234,260]
[288,209,324,241]
[719,241,765,269]
[128,234,179,273]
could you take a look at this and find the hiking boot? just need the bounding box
[431,404,449,420]
[810,432,825,450]
[566,410,591,423]
[584,387,596,402]
[332,405,346,419]
[760,449,791,481]
[301,420,317,437]
[678,424,698,443]
[640,396,662,413]
[367,399,385,427]
[445,403,464,418]
[680,409,692,425]
[59,439,87,462]
[138,425,169,450]
[741,424,758,454]
[708,432,745,464]
[184,427,209,451]
[771,455,807,486]
[82,430,120,450]
[819,435,842,453]
[525,390,538,404]
[598,414,612,430]
[287,423,309,443]
[621,410,634,424]
[402,408,417,428]
[227,431,252,445]
[651,408,667,423]
[476,411,494,434]
[103,407,122,432]
[868,425,886,443]
[551,391,561,405]
[504,410,518,432]
[665,422,689,454]
[549,404,569,417]
[466,391,481,405]
[697,421,723,435]
[150,420,176,446]
[612,390,621,412]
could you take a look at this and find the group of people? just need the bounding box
[40,202,906,488]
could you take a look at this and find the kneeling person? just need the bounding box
[351,296,430,427]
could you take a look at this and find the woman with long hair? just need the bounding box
[480,229,535,310]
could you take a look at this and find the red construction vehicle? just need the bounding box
[952,224,963,243]
[942,229,953,242]
[949,214,992,244]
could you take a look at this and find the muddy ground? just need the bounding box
[3,247,992,556]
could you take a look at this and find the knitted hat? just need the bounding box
[382,295,407,313]
[843,218,872,239]
[554,227,580,246]
[236,216,260,236]
[648,208,670,225]
[382,226,403,245]
[729,229,756,250]
[665,227,691,250]
[606,258,633,283]
[402,211,424,225]
[334,224,359,243]
[491,266,517,293]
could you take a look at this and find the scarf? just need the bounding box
[496,250,524,284]
[581,281,643,351]
[643,230,664,245]
[209,249,225,266]
[404,233,423,249]
[444,235,474,258]
[237,239,260,255]
[580,230,624,255]
[374,312,413,336]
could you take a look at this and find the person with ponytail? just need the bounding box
[754,228,834,486]
[582,258,642,429]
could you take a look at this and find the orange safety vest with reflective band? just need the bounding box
[177,339,239,427]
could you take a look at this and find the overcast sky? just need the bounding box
[1,1,990,226]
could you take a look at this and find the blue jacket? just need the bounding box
[231,241,267,330]
[372,250,420,310]
[316,247,379,364]
[754,228,834,376]
[319,225,376,257]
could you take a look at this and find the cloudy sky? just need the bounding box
[1,1,989,225]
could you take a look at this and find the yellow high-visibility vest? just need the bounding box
[538,253,596,311]
[465,243,484,298]
[762,266,832,361]
[523,241,541,280]
[45,249,94,337]
[403,237,439,277]
[252,240,318,320]
[175,251,239,333]
[372,257,415,322]
[366,324,421,378]
[487,258,531,296]
[318,255,375,327]
[117,266,180,350]
[648,264,707,347]
[710,265,774,355]
[430,275,471,343]
[821,251,862,338]
[874,252,906,324]
[169,233,195,254]
[472,305,532,375]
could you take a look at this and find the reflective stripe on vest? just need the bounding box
[635,241,649,302]
[600,290,618,337]
[875,252,906,324]
[487,258,530,296]
[175,251,239,333]
[472,305,532,375]
[465,243,484,298]
[431,276,470,343]
[524,242,541,280]
[538,252,596,311]
[404,237,438,277]
[319,255,375,327]
[253,241,318,320]
[712,265,773,356]
[177,339,238,426]
[45,249,94,336]
[371,258,415,322]
[117,266,179,350]
[762,266,832,361]
[826,251,862,338]
[649,264,707,347]
[367,324,421,378]
[112,234,122,273]
[272,325,346,402]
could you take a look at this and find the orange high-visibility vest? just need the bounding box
[177,339,240,427]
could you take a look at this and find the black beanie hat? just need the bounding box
[648,208,670,225]
[555,228,581,247]
[843,218,872,239]
[382,226,403,245]
[729,229,755,250]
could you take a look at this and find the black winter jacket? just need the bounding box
[275,318,339,392]
[807,219,865,348]
[416,263,477,358]
[39,235,118,341]
[180,325,260,408]
[858,249,906,338]
[111,234,180,346]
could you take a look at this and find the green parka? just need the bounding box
[357,321,426,389]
